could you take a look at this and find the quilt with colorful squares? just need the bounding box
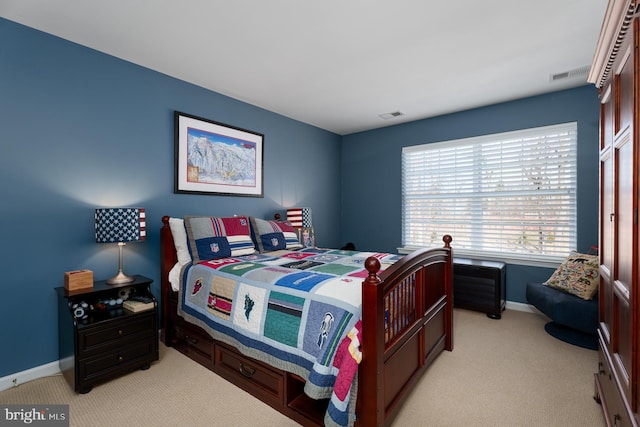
[177,247,402,427]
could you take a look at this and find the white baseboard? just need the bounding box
[506,301,552,323]
[0,361,61,392]
[505,301,536,313]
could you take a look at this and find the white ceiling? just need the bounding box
[1,0,608,135]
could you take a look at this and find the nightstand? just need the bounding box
[56,275,159,393]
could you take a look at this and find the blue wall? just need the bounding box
[1,17,601,378]
[0,18,342,377]
[341,85,600,303]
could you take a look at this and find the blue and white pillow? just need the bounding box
[250,217,302,252]
[184,215,256,263]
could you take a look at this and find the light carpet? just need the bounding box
[0,308,605,426]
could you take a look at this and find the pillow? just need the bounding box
[169,217,191,265]
[249,216,303,252]
[544,251,599,300]
[184,215,256,263]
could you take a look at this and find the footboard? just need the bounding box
[358,236,453,427]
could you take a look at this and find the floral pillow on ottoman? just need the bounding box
[544,251,599,300]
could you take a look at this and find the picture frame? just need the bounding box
[174,111,264,197]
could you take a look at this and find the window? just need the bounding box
[401,122,577,265]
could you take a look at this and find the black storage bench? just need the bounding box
[525,282,598,350]
[453,258,506,319]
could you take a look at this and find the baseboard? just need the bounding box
[0,361,61,392]
[506,301,537,313]
[0,330,164,393]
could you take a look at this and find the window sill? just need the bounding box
[397,247,560,269]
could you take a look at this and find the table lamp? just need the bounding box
[95,207,146,284]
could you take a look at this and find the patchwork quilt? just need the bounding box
[177,247,402,427]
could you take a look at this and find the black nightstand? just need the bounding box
[56,275,159,393]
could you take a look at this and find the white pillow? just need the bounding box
[169,217,191,265]
[168,262,182,292]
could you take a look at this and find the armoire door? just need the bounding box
[603,18,637,411]
[599,82,613,345]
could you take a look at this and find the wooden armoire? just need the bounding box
[591,1,640,425]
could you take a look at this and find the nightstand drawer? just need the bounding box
[79,313,155,353]
[79,339,156,382]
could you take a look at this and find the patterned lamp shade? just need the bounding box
[95,208,146,243]
[286,207,312,228]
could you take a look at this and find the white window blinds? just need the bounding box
[402,122,577,264]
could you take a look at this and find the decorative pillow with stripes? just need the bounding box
[184,215,256,263]
[250,217,302,252]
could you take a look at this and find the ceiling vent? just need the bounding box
[379,111,404,119]
[550,65,590,82]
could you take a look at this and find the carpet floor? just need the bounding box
[0,308,605,426]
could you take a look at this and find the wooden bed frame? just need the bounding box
[160,216,453,426]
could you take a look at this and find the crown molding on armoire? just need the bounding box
[588,0,636,88]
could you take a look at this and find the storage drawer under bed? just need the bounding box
[214,342,284,408]
[171,323,214,369]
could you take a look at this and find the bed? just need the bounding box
[160,215,453,426]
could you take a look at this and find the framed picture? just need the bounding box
[174,111,264,197]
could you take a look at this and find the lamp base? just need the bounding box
[106,242,135,285]
[106,271,135,285]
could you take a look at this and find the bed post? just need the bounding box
[443,234,454,351]
[359,257,385,427]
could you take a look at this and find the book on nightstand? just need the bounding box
[123,299,155,313]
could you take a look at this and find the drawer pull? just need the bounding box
[118,356,124,363]
[186,335,198,345]
[118,329,124,336]
[239,363,255,378]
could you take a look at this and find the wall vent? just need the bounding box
[550,65,590,82]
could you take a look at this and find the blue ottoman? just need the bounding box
[525,282,598,350]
